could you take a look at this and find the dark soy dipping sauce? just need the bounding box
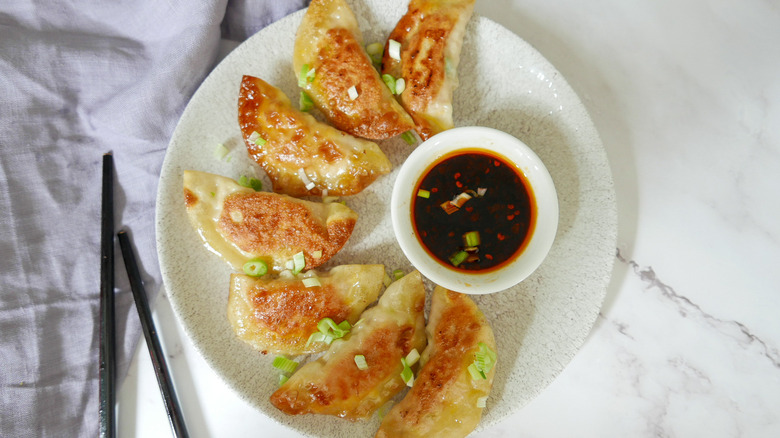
[411,149,536,273]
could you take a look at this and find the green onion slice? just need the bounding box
[299,90,314,112]
[292,251,306,275]
[468,342,497,380]
[401,131,416,145]
[279,374,289,386]
[394,78,406,94]
[405,348,420,366]
[382,271,393,287]
[302,277,321,288]
[417,189,430,198]
[366,42,383,56]
[392,269,405,281]
[476,396,488,408]
[354,354,368,370]
[366,42,383,65]
[243,259,268,277]
[400,358,414,387]
[299,64,315,87]
[467,362,486,380]
[213,143,229,160]
[272,356,299,374]
[449,250,468,267]
[388,39,401,61]
[239,175,263,191]
[306,317,352,347]
[463,231,481,247]
[381,74,396,93]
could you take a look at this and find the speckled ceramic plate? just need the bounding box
[156,1,617,436]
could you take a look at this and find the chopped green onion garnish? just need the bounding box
[302,277,321,288]
[243,259,268,277]
[210,191,216,197]
[467,362,485,380]
[383,271,393,287]
[366,42,383,64]
[405,348,420,366]
[381,74,396,93]
[299,64,315,87]
[417,189,430,198]
[463,231,481,247]
[401,131,416,145]
[305,331,331,347]
[272,356,299,374]
[347,85,358,100]
[394,78,406,94]
[299,90,314,111]
[400,358,414,387]
[307,317,352,347]
[279,374,289,386]
[248,130,267,146]
[292,251,306,275]
[392,269,405,281]
[213,143,229,160]
[468,342,497,380]
[354,354,368,370]
[388,39,401,61]
[449,250,468,267]
[476,396,488,408]
[239,175,263,191]
[366,42,383,56]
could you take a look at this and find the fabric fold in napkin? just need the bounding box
[0,1,308,436]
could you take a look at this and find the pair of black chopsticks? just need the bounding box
[100,152,189,438]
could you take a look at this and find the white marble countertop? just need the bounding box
[117,0,780,436]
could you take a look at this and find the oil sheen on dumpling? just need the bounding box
[293,0,416,140]
[382,0,476,140]
[270,271,427,420]
[375,285,496,438]
[238,75,391,197]
[183,170,357,272]
[227,264,384,355]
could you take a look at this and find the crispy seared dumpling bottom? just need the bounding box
[227,264,385,355]
[375,285,496,438]
[183,170,357,271]
[270,271,427,420]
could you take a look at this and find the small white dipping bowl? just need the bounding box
[391,126,559,294]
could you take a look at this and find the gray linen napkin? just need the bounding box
[0,1,308,436]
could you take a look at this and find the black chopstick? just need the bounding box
[99,153,116,438]
[117,229,190,438]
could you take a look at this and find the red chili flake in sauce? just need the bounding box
[411,149,536,272]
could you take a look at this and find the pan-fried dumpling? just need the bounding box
[238,75,391,197]
[375,285,496,438]
[183,170,357,272]
[382,0,476,140]
[227,265,385,355]
[270,271,427,420]
[293,0,416,140]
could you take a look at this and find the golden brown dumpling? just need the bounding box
[227,265,384,355]
[183,170,357,271]
[238,75,391,197]
[382,0,476,140]
[375,285,496,438]
[270,271,427,420]
[293,0,416,139]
